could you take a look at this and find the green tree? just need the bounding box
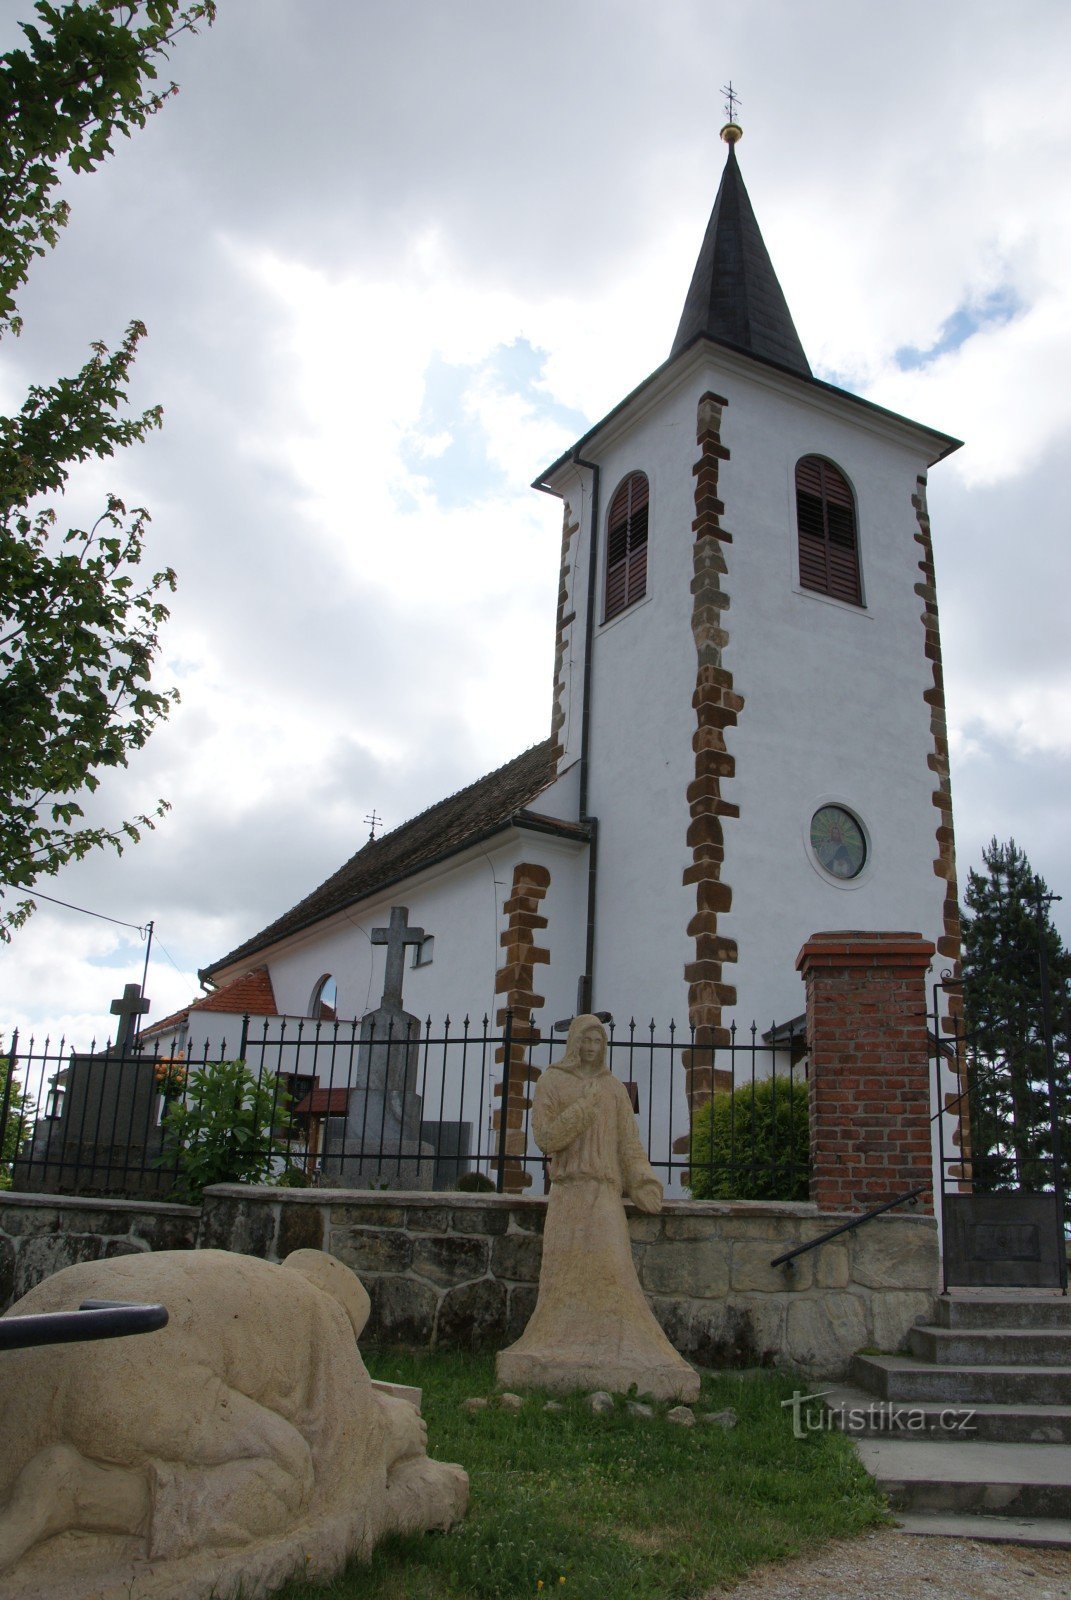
[689,1076,810,1202]
[0,0,215,937]
[0,1041,35,1187]
[961,838,1071,1204]
[159,1060,290,1203]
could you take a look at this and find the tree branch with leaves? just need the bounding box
[0,1,216,936]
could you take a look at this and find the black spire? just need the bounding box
[670,137,811,377]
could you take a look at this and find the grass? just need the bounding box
[273,1350,887,1600]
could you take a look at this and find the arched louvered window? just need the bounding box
[795,457,862,606]
[604,471,649,622]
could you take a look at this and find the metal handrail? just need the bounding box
[0,1298,168,1350]
[770,1185,929,1271]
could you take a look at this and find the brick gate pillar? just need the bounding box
[796,931,935,1214]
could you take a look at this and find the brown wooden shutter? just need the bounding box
[795,457,861,605]
[605,472,649,621]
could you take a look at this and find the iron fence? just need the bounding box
[930,980,1069,1290]
[1,1011,809,1202]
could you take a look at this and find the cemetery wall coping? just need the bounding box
[0,1187,938,1380]
[0,1192,200,1311]
[196,1186,938,1380]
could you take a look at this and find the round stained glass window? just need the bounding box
[810,805,867,880]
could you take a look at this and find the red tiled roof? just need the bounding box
[191,966,278,1016]
[293,1087,350,1117]
[202,739,582,980]
[140,968,278,1041]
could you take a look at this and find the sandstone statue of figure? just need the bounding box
[0,1248,468,1600]
[497,1014,700,1402]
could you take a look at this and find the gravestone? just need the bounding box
[321,908,436,1190]
[13,983,167,1196]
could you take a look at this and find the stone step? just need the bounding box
[851,1353,1071,1407]
[935,1292,1071,1331]
[895,1511,1071,1547]
[822,1384,1071,1444]
[908,1324,1071,1367]
[852,1438,1071,1519]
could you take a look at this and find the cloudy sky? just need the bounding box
[2,0,1070,1054]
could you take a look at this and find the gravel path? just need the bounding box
[707,1530,1071,1600]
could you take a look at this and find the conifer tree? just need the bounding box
[961,838,1070,1208]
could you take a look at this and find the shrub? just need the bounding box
[160,1059,290,1203]
[689,1077,810,1201]
[275,1165,310,1188]
[456,1170,496,1193]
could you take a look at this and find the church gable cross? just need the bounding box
[110,982,150,1052]
[371,906,426,1011]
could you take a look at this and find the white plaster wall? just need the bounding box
[565,355,949,1037]
[710,360,947,1031]
[583,387,700,1029]
[553,484,590,776]
[170,1012,247,1061]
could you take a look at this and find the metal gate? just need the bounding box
[932,979,1068,1292]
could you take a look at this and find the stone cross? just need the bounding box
[110,982,150,1052]
[371,906,426,1011]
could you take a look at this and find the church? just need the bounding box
[171,122,963,1182]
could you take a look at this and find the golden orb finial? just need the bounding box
[720,122,743,145]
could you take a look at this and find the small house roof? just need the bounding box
[293,1086,350,1117]
[140,966,278,1041]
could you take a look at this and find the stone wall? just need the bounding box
[199,1186,938,1380]
[0,1187,938,1380]
[0,1192,199,1310]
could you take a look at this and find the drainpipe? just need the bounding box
[574,450,600,1014]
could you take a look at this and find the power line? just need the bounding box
[152,935,193,981]
[0,884,147,935]
[3,883,198,989]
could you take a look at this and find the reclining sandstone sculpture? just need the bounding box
[0,1246,467,1600]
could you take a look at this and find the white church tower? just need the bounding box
[194,121,963,1187]
[534,119,961,1062]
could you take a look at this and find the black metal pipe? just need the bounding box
[0,1300,168,1350]
[573,450,600,1013]
[933,978,951,1294]
[495,1007,515,1193]
[770,1186,929,1270]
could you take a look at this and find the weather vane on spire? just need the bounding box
[721,81,743,145]
[365,809,382,842]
